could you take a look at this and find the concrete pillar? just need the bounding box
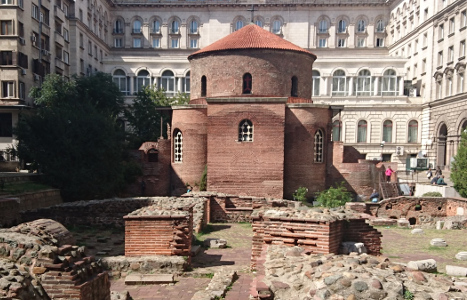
[348,77,354,96]
[399,77,404,96]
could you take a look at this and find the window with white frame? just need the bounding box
[135,70,150,93]
[152,37,160,48]
[337,38,346,48]
[438,24,444,40]
[337,19,347,33]
[332,120,342,141]
[357,120,367,143]
[170,20,179,34]
[357,37,365,47]
[383,120,393,143]
[376,19,385,32]
[448,46,454,63]
[422,59,426,73]
[446,76,453,96]
[356,69,373,96]
[314,129,324,163]
[449,17,455,34]
[1,0,13,5]
[408,120,418,143]
[235,20,243,31]
[318,38,327,48]
[133,20,142,34]
[160,70,176,97]
[63,51,69,64]
[438,51,443,66]
[312,70,320,96]
[272,20,281,34]
[32,4,39,20]
[113,69,129,95]
[174,130,183,162]
[357,20,366,33]
[0,20,13,35]
[459,72,464,93]
[170,37,179,48]
[152,19,160,33]
[423,32,427,48]
[376,38,384,47]
[460,40,466,57]
[114,38,123,48]
[381,69,398,96]
[255,19,263,27]
[436,74,443,99]
[63,28,69,41]
[332,70,347,96]
[189,37,198,49]
[318,19,328,33]
[238,119,253,142]
[462,10,467,28]
[1,81,14,98]
[114,19,123,34]
[184,71,190,94]
[189,20,198,34]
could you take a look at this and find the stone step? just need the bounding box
[125,274,175,285]
[191,245,201,256]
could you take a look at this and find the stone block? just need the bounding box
[407,259,437,273]
[205,238,227,249]
[446,265,467,276]
[430,238,447,247]
[397,218,410,228]
[340,242,367,255]
[436,221,445,230]
[411,229,424,234]
[455,252,467,260]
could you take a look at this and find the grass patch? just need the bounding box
[238,222,252,228]
[0,181,54,195]
[194,272,214,279]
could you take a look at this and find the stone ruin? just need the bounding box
[4,193,467,299]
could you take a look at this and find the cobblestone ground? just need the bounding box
[110,223,254,300]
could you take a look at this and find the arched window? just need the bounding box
[201,75,206,97]
[376,19,385,32]
[332,120,342,142]
[291,76,298,97]
[314,129,324,163]
[357,20,366,33]
[235,20,244,31]
[338,19,347,33]
[133,20,142,34]
[272,20,282,34]
[174,130,183,162]
[171,20,179,34]
[189,20,198,34]
[255,19,263,27]
[381,69,398,96]
[332,70,347,96]
[356,70,372,96]
[135,70,150,93]
[238,119,253,142]
[383,120,393,143]
[184,71,190,94]
[148,149,158,162]
[112,69,129,95]
[243,73,252,94]
[357,120,367,143]
[160,70,175,97]
[408,120,418,143]
[114,19,123,33]
[318,20,328,33]
[152,19,161,33]
[312,70,320,96]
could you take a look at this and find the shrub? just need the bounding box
[315,182,352,208]
[422,192,442,197]
[199,165,207,191]
[293,187,308,202]
[452,130,467,197]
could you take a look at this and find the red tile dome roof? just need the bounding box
[188,24,316,60]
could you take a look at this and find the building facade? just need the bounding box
[1,0,466,173]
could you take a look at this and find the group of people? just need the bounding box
[426,166,447,185]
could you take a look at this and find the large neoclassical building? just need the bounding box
[0,0,466,172]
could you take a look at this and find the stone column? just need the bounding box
[399,77,404,96]
[129,74,135,95]
[374,77,379,95]
[348,77,354,96]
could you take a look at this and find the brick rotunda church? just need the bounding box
[140,24,342,199]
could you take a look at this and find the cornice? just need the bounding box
[422,92,467,109]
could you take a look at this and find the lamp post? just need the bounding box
[380,141,385,161]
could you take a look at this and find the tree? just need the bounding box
[315,182,352,208]
[124,86,189,148]
[451,130,467,197]
[15,73,136,201]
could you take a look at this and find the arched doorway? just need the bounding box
[437,124,448,168]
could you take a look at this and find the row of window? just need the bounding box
[436,40,466,67]
[332,119,418,144]
[0,81,25,100]
[173,122,325,163]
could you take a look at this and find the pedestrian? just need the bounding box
[370,189,380,202]
[437,175,447,186]
[431,175,440,185]
[426,168,433,180]
[385,166,394,183]
[435,166,442,177]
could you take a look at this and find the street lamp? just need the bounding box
[380,141,385,161]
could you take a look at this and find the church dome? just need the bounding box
[188,24,316,60]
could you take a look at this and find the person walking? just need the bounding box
[426,168,433,180]
[385,166,394,183]
[435,166,442,177]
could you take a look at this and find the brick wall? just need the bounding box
[207,101,285,198]
[284,105,331,199]
[189,50,315,100]
[124,210,193,260]
[171,106,208,196]
[250,214,381,269]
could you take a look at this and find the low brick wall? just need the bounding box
[250,208,382,269]
[0,189,62,227]
[124,206,193,261]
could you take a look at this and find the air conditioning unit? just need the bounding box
[21,69,26,76]
[31,35,36,42]
[33,74,40,81]
[19,37,26,45]
[395,146,404,156]
[409,88,417,97]
[42,50,49,56]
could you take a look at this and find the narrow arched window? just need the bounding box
[242,73,252,94]
[113,69,128,95]
[314,129,324,163]
[319,20,328,33]
[236,20,244,31]
[357,120,367,143]
[174,130,183,162]
[160,70,175,97]
[408,120,418,143]
[332,120,342,141]
[332,70,347,96]
[133,20,142,34]
[383,120,393,143]
[357,20,366,32]
[338,20,347,33]
[201,75,207,97]
[312,70,320,96]
[238,119,253,142]
[381,69,398,96]
[356,69,372,96]
[291,76,298,97]
[135,70,150,93]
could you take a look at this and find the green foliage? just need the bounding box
[199,165,207,191]
[16,73,134,201]
[451,130,467,198]
[422,192,443,197]
[293,187,308,202]
[404,290,414,300]
[315,182,352,208]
